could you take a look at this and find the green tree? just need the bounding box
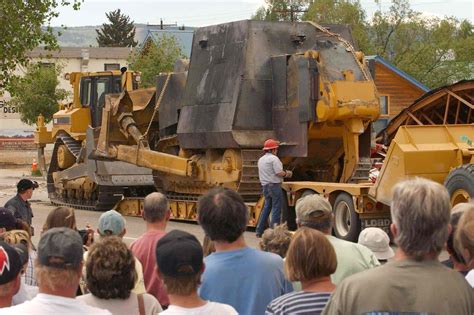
[129,36,184,88]
[252,0,309,22]
[0,0,81,89]
[368,0,474,88]
[6,64,68,125]
[96,9,138,47]
[304,0,369,52]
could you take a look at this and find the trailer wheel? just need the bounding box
[333,192,360,242]
[444,164,474,205]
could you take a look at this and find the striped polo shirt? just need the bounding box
[266,291,332,315]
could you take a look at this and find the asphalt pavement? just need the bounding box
[0,166,261,249]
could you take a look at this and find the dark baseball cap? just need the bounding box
[17,179,39,192]
[0,241,22,285]
[37,227,83,269]
[156,230,203,277]
[0,208,16,230]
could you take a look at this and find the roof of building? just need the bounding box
[28,47,134,59]
[365,55,429,92]
[143,29,195,58]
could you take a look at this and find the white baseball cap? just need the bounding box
[358,227,394,261]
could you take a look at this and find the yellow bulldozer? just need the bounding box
[35,69,156,210]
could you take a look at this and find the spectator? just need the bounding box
[267,228,336,315]
[323,178,474,314]
[256,139,292,237]
[78,236,162,315]
[4,179,38,235]
[130,192,170,307]
[259,223,292,258]
[3,234,39,305]
[295,194,379,284]
[0,207,19,236]
[156,230,237,315]
[442,202,470,275]
[0,241,22,308]
[0,227,110,314]
[455,203,474,287]
[358,227,394,263]
[198,188,293,315]
[42,207,94,247]
[2,229,38,286]
[80,210,146,294]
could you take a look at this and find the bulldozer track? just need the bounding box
[47,134,124,211]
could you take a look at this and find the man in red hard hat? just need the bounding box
[255,139,292,238]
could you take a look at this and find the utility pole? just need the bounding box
[273,2,308,22]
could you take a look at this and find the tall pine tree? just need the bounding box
[96,9,138,47]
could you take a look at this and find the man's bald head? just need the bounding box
[143,192,169,223]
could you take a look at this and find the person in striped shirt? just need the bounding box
[266,227,337,315]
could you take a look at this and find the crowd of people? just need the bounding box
[0,176,473,314]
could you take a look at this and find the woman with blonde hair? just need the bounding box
[266,227,337,315]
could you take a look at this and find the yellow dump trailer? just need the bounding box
[282,124,474,241]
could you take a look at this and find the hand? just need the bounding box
[285,170,293,178]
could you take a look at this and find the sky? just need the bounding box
[52,0,473,27]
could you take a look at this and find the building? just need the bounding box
[366,55,430,133]
[0,47,131,150]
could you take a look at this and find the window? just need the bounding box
[104,63,120,71]
[96,78,109,108]
[39,62,55,68]
[374,96,390,133]
[379,95,389,116]
[80,78,92,107]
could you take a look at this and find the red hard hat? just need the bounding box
[263,139,279,150]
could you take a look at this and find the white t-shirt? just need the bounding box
[12,281,38,305]
[161,301,237,315]
[78,292,162,315]
[466,269,474,287]
[0,293,111,315]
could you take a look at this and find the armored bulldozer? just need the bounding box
[92,20,379,223]
[35,69,156,210]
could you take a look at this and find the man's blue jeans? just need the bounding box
[256,183,282,235]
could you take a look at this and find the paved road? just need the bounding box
[0,166,261,249]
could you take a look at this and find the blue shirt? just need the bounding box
[199,247,293,315]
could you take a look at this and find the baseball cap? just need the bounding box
[98,210,126,236]
[358,227,394,261]
[37,227,83,269]
[295,194,332,222]
[0,241,23,285]
[156,230,203,277]
[17,179,39,192]
[0,207,16,230]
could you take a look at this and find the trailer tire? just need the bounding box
[333,192,360,242]
[444,164,474,205]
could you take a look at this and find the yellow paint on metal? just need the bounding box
[369,124,474,205]
[57,144,76,169]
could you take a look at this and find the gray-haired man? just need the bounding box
[323,178,474,314]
